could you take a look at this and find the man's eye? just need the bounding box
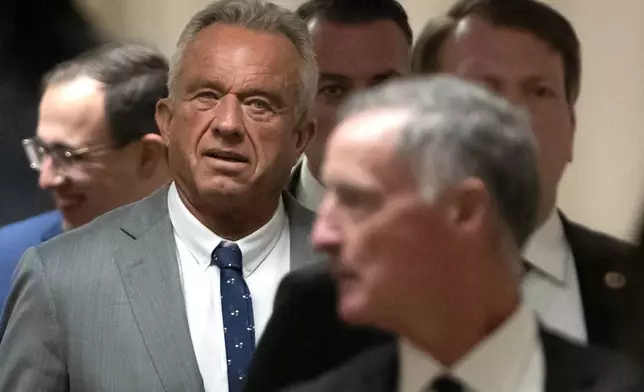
[60,151,86,163]
[534,86,556,98]
[247,99,272,112]
[196,91,219,100]
[319,85,347,100]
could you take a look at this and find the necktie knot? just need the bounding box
[212,241,243,271]
[429,375,464,392]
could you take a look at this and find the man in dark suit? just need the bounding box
[0,44,171,310]
[0,1,320,391]
[287,0,411,211]
[409,0,644,361]
[285,76,644,392]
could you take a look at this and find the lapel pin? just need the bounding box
[604,271,626,290]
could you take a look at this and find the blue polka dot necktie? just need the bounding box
[212,241,255,392]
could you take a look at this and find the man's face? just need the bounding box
[439,16,575,222]
[312,110,461,330]
[157,24,312,212]
[306,18,410,178]
[37,77,149,230]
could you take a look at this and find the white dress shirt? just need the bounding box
[295,155,326,212]
[398,303,543,392]
[521,210,587,344]
[167,182,291,392]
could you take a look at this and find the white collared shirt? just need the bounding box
[521,210,587,344]
[295,155,326,212]
[398,303,543,392]
[167,182,291,392]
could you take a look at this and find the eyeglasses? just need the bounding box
[22,137,122,174]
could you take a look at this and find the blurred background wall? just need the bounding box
[76,0,644,241]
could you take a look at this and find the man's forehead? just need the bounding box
[439,16,565,80]
[331,108,410,151]
[44,76,104,103]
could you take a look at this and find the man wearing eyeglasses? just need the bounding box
[0,44,170,309]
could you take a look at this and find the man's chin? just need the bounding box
[336,291,370,327]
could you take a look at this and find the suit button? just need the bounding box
[604,271,626,289]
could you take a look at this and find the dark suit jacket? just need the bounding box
[562,215,644,362]
[0,210,62,309]
[283,331,644,392]
[244,225,644,392]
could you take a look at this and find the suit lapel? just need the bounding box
[560,212,638,351]
[283,191,322,270]
[114,187,204,392]
[287,159,304,198]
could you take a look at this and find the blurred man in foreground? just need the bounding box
[287,76,644,392]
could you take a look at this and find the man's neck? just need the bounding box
[176,185,281,241]
[400,276,520,367]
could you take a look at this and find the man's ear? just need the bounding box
[136,133,167,179]
[294,119,316,157]
[567,105,576,163]
[155,97,173,146]
[445,177,490,236]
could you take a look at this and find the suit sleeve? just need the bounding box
[0,247,69,391]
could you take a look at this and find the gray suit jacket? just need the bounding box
[0,186,322,391]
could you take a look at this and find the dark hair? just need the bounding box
[412,0,581,104]
[43,43,169,146]
[296,0,413,46]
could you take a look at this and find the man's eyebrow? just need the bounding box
[370,69,403,82]
[236,88,287,107]
[319,73,352,84]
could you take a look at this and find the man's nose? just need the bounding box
[38,156,65,189]
[311,197,341,253]
[212,95,244,138]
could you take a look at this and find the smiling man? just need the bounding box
[0,43,170,309]
[0,1,321,391]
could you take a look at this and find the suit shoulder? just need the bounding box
[563,218,636,268]
[285,343,396,392]
[0,211,61,241]
[543,330,644,391]
[35,198,155,266]
[0,211,62,263]
[281,264,334,295]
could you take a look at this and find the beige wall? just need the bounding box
[77,0,644,241]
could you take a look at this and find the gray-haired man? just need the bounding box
[284,76,644,392]
[0,1,319,391]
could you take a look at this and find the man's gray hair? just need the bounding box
[338,76,539,247]
[168,0,318,122]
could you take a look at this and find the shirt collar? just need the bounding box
[296,155,325,212]
[398,303,539,392]
[167,182,287,275]
[522,209,569,283]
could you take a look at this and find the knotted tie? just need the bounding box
[429,375,464,392]
[212,241,255,392]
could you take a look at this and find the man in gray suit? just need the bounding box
[0,0,318,391]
